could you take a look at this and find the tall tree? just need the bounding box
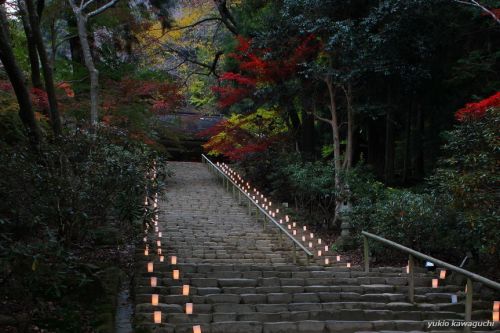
[17,0,42,88]
[0,5,41,145]
[67,0,119,126]
[24,0,62,136]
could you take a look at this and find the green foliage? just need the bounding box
[0,127,169,330]
[429,108,499,258]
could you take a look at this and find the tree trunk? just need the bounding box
[402,102,412,183]
[413,103,424,179]
[18,0,43,89]
[343,82,354,170]
[26,0,62,136]
[72,9,99,125]
[384,89,395,185]
[0,7,41,145]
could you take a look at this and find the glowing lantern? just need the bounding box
[493,312,499,322]
[154,311,161,324]
[279,219,283,224]
[157,248,162,255]
[318,239,322,245]
[325,245,329,252]
[293,230,297,236]
[147,262,154,273]
[336,255,341,262]
[155,227,159,232]
[160,256,164,262]
[347,263,351,268]
[285,215,289,223]
[302,236,306,242]
[276,209,279,213]
[152,294,159,305]
[157,240,161,247]
[186,303,193,314]
[405,265,409,274]
[303,226,307,231]
[432,279,439,288]
[494,301,500,312]
[171,256,177,265]
[173,270,180,280]
[292,222,296,228]
[287,224,292,230]
[144,249,149,256]
[310,233,314,239]
[183,285,190,296]
[193,325,202,333]
[158,232,162,238]
[318,250,322,257]
[150,277,157,287]
[439,270,446,279]
[325,258,330,265]
[308,242,313,248]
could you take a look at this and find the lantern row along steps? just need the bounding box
[133,161,499,333]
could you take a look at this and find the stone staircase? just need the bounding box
[134,162,499,333]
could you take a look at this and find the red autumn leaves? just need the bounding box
[455,91,500,121]
[212,35,320,108]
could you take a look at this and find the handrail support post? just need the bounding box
[464,278,473,333]
[408,254,415,304]
[363,235,370,273]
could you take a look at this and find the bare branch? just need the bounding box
[167,17,222,32]
[453,0,500,24]
[87,0,118,18]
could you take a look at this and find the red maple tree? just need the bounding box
[455,91,500,121]
[212,34,320,108]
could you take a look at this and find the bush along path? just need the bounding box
[132,161,499,333]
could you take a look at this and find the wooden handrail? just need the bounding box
[362,230,500,333]
[202,154,314,263]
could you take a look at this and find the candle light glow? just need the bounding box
[154,311,161,324]
[183,285,190,296]
[432,278,439,288]
[173,269,180,280]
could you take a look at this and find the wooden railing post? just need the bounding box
[464,278,473,333]
[408,254,415,303]
[363,235,370,273]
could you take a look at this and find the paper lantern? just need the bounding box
[150,277,157,287]
[279,219,283,224]
[157,248,162,255]
[293,230,297,235]
[336,255,341,262]
[193,325,202,333]
[432,279,439,288]
[160,256,164,262]
[157,240,161,247]
[318,250,322,257]
[405,265,409,274]
[276,209,279,213]
[302,236,306,242]
[493,311,499,322]
[325,245,329,252]
[186,303,193,314]
[303,226,307,231]
[325,258,329,265]
[269,202,272,206]
[147,262,154,273]
[183,285,190,296]
[287,224,292,230]
[292,222,296,228]
[144,249,149,256]
[143,237,147,242]
[158,232,162,238]
[494,301,500,312]
[318,239,322,245]
[285,215,289,223]
[152,294,159,305]
[173,270,180,280]
[439,270,446,279]
[154,311,161,324]
[308,242,313,248]
[171,256,177,265]
[346,263,351,268]
[310,233,314,239]
[155,227,159,232]
[272,212,275,217]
